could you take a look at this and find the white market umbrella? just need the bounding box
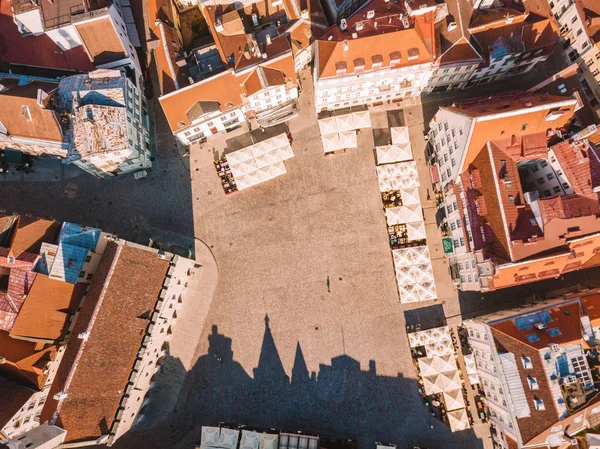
[322,134,339,153]
[418,357,439,377]
[407,221,427,241]
[400,204,423,223]
[201,427,221,447]
[385,207,404,226]
[338,130,357,148]
[260,434,278,449]
[432,354,459,374]
[391,126,410,145]
[220,428,240,449]
[400,187,421,206]
[226,147,254,164]
[448,409,469,432]
[333,114,354,132]
[274,144,294,161]
[240,431,260,449]
[423,374,444,395]
[443,389,466,412]
[349,110,372,129]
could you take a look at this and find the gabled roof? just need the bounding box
[243,66,286,96]
[10,275,86,342]
[0,79,63,144]
[437,36,482,65]
[0,330,58,390]
[490,301,584,351]
[316,15,435,78]
[76,17,127,66]
[48,242,169,443]
[10,217,60,261]
[159,70,244,132]
[0,0,95,71]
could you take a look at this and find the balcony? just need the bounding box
[11,0,38,14]
[43,5,108,31]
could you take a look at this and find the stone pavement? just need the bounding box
[132,239,219,429]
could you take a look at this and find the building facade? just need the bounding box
[55,69,151,178]
[428,92,600,292]
[464,294,600,448]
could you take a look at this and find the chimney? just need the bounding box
[252,13,258,26]
[340,18,347,30]
[343,40,348,51]
[266,34,272,45]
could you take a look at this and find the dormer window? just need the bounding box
[521,356,533,369]
[335,61,347,75]
[407,48,420,61]
[353,58,365,72]
[21,105,32,121]
[178,121,186,128]
[371,54,383,68]
[390,51,401,65]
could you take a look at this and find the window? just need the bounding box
[553,186,561,193]
[537,177,545,185]
[526,334,540,343]
[454,239,460,248]
[457,220,462,229]
[508,195,514,203]
[522,356,533,369]
[450,222,456,231]
[447,203,453,213]
[534,398,545,411]
[21,105,32,121]
[543,190,551,196]
[521,124,528,131]
[546,173,555,180]
[547,328,561,336]
[563,182,570,189]
[528,376,539,390]
[532,164,539,173]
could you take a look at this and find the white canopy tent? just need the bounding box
[240,431,260,449]
[260,434,278,449]
[220,429,240,449]
[322,131,358,153]
[391,126,410,145]
[225,134,293,190]
[318,111,372,135]
[408,326,452,349]
[376,144,413,165]
[448,409,469,432]
[443,389,466,412]
[464,354,480,385]
[400,187,421,206]
[376,161,419,192]
[407,221,427,241]
[393,247,437,302]
[201,427,221,447]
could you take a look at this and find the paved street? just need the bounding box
[0,49,582,449]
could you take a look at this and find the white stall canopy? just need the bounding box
[391,126,410,145]
[225,134,293,190]
[376,161,419,191]
[376,144,413,164]
[318,111,372,135]
[322,131,358,153]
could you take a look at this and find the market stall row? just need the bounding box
[374,127,436,303]
[214,133,295,193]
[407,326,474,432]
[318,111,371,154]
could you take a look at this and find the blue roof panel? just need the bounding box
[59,222,101,251]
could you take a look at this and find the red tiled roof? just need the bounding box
[551,139,600,196]
[490,300,584,350]
[0,0,94,71]
[538,195,600,222]
[50,242,169,443]
[0,376,36,431]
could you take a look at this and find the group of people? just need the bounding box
[214,157,237,194]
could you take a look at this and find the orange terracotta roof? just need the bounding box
[0,330,57,390]
[551,139,600,196]
[10,275,86,342]
[490,300,584,350]
[53,242,169,443]
[152,21,189,95]
[437,37,482,65]
[10,217,59,261]
[0,376,36,432]
[159,70,244,133]
[581,294,600,327]
[76,18,127,66]
[316,14,435,78]
[468,8,527,33]
[0,79,62,144]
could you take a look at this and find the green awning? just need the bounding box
[442,238,454,254]
[4,149,23,164]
